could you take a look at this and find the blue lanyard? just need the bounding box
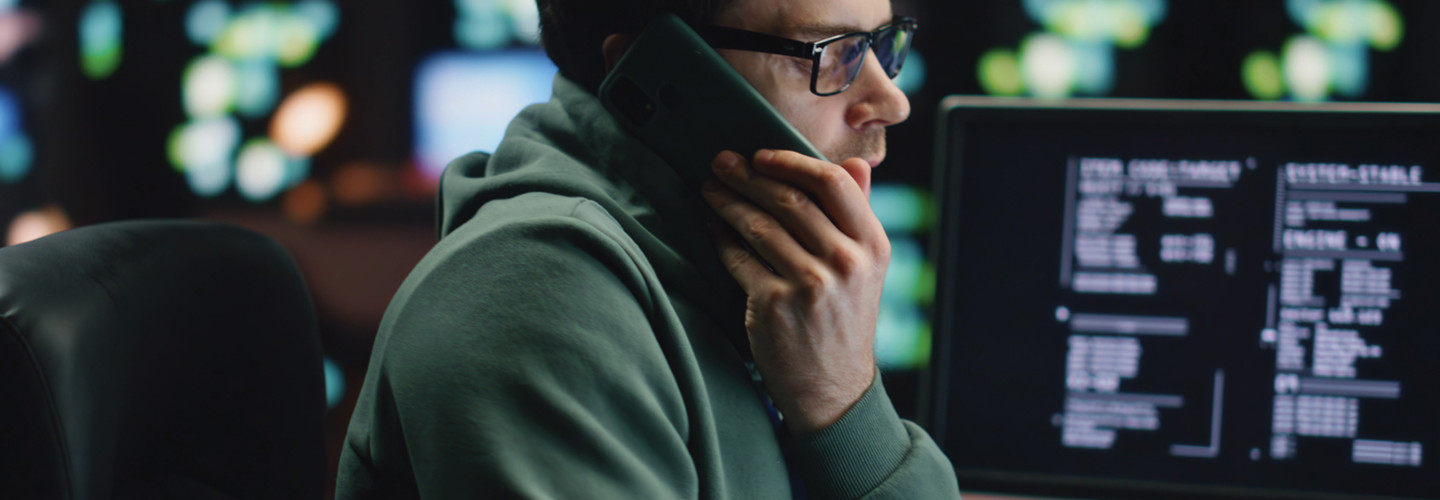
[747,361,807,500]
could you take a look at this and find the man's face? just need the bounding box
[713,0,912,184]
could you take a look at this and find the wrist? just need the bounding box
[776,366,875,433]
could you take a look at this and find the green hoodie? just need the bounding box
[336,75,961,499]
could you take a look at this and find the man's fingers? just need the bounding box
[706,218,775,292]
[747,150,884,243]
[710,151,848,258]
[701,178,822,282]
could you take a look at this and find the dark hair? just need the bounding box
[537,0,731,93]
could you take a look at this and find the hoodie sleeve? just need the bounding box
[785,372,962,499]
[338,197,697,499]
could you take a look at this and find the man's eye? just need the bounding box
[842,44,864,64]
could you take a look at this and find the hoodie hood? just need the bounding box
[435,74,747,342]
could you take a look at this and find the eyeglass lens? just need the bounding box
[814,23,913,95]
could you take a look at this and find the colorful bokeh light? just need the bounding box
[169,117,240,197]
[892,49,927,96]
[323,357,345,409]
[0,87,31,184]
[80,0,123,80]
[235,139,289,202]
[171,0,341,201]
[1243,51,1286,101]
[981,0,1168,98]
[1244,0,1403,101]
[6,206,72,246]
[0,8,43,65]
[184,55,238,117]
[453,0,542,50]
[271,82,347,158]
[871,183,938,370]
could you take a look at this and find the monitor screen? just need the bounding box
[928,98,1440,500]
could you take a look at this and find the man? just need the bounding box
[337,0,960,497]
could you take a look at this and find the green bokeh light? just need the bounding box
[1314,2,1364,44]
[1242,51,1285,100]
[275,14,321,67]
[215,6,275,60]
[80,1,123,80]
[1368,0,1403,51]
[875,304,931,370]
[871,183,933,234]
[978,49,1024,96]
[1112,1,1151,49]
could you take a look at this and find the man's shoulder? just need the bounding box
[366,190,673,400]
[379,190,655,342]
[444,191,629,252]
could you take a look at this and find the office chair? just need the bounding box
[0,220,326,499]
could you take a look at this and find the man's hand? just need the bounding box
[700,149,890,434]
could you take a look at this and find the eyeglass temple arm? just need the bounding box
[695,26,816,59]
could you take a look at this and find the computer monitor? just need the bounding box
[927,97,1440,500]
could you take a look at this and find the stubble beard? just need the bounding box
[825,128,887,166]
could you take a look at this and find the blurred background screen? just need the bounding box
[2,0,1437,496]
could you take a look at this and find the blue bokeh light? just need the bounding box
[0,135,32,184]
[454,6,510,51]
[893,49,927,96]
[0,88,31,184]
[1071,40,1116,95]
[186,0,231,46]
[295,0,340,40]
[233,59,280,118]
[0,88,17,140]
[414,50,556,179]
[870,183,930,234]
[323,357,345,409]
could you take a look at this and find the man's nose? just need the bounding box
[844,48,912,130]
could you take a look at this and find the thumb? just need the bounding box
[838,158,872,198]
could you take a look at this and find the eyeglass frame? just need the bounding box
[695,16,918,97]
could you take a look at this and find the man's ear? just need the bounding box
[601,34,636,74]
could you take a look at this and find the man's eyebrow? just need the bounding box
[786,23,868,40]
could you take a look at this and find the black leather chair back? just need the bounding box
[0,220,326,499]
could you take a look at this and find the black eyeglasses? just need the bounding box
[696,16,917,97]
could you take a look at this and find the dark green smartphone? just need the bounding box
[599,13,828,190]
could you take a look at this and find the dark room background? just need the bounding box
[1,0,1434,495]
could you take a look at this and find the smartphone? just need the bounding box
[599,13,827,191]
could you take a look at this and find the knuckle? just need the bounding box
[796,266,833,293]
[872,237,892,263]
[743,217,779,244]
[722,246,752,273]
[830,246,865,275]
[757,282,793,304]
[772,186,809,209]
[817,166,851,191]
